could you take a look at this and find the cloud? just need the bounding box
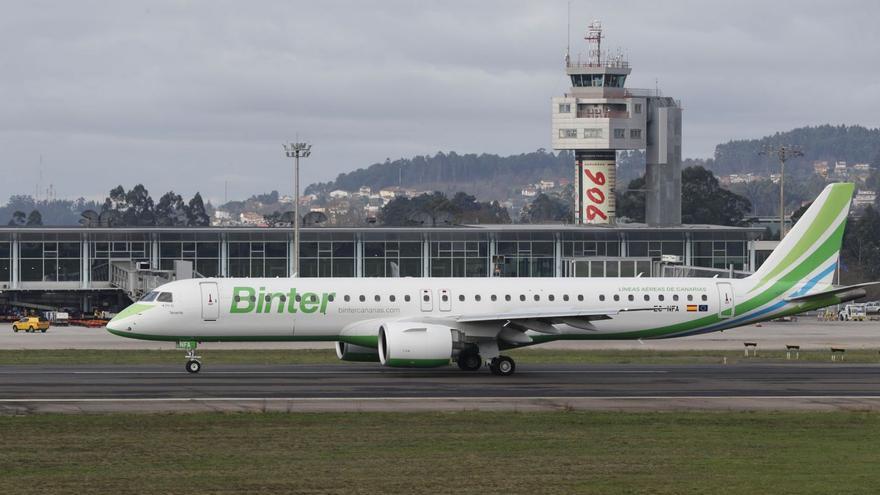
[0,0,877,204]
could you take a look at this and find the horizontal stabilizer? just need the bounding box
[786,281,880,303]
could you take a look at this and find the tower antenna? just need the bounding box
[565,1,571,65]
[585,20,604,65]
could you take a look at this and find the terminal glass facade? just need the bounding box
[691,232,748,271]
[363,233,422,277]
[497,232,555,277]
[429,233,488,277]
[626,232,685,258]
[562,231,620,258]
[299,232,355,278]
[0,235,9,283]
[227,232,288,278]
[159,233,221,277]
[19,233,81,282]
[89,233,151,282]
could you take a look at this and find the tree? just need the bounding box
[7,210,26,226]
[187,193,210,227]
[616,176,647,222]
[155,192,188,226]
[520,193,571,223]
[26,210,43,226]
[681,167,752,225]
[122,184,155,226]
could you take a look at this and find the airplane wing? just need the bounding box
[455,307,656,324]
[786,281,880,303]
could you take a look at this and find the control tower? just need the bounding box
[552,21,682,226]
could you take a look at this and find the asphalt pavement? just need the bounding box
[2,362,880,413]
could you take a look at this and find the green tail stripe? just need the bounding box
[752,184,851,291]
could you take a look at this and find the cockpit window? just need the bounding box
[157,292,173,303]
[140,292,159,302]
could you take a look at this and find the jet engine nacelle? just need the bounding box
[378,322,453,368]
[335,342,380,362]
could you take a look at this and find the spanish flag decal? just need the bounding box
[686,305,698,312]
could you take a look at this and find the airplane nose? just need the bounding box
[106,302,152,334]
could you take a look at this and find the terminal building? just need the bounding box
[0,224,762,313]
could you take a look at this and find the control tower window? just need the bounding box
[630,129,642,139]
[614,129,626,139]
[558,103,571,113]
[634,103,642,114]
[570,74,604,87]
[583,128,603,139]
[604,74,626,87]
[559,129,577,139]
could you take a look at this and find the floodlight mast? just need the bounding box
[283,142,311,276]
[759,144,803,239]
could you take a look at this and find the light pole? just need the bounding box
[283,142,311,276]
[759,145,803,240]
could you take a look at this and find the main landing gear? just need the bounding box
[488,356,515,376]
[456,350,517,376]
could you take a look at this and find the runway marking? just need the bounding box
[2,395,880,403]
[0,370,669,376]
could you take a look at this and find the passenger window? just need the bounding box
[599,295,605,302]
[359,295,366,302]
[405,295,411,302]
[295,294,302,302]
[344,295,351,302]
[702,295,708,301]
[250,296,256,302]
[422,294,429,302]
[578,295,584,302]
[533,295,540,301]
[234,295,241,303]
[505,295,511,301]
[644,295,650,301]
[459,295,465,302]
[613,295,620,301]
[687,295,693,301]
[628,295,634,301]
[658,295,664,302]
[389,295,396,302]
[520,295,526,301]
[491,295,497,302]
[673,294,679,301]
[475,295,481,302]
[328,294,335,302]
[548,295,555,302]
[563,295,569,302]
[442,294,449,302]
[374,295,381,302]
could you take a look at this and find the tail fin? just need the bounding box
[748,182,854,293]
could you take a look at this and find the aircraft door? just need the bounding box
[717,282,734,319]
[420,289,433,312]
[200,282,220,321]
[438,288,452,312]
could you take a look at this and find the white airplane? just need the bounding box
[107,183,877,375]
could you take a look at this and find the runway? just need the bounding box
[3,362,880,413]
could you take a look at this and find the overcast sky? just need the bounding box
[1,0,878,205]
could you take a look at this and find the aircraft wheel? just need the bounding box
[185,360,202,374]
[457,352,482,371]
[489,356,516,376]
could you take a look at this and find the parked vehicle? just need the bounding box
[865,301,880,315]
[839,304,867,321]
[12,316,50,333]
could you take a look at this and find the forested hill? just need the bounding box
[712,125,880,176]
[305,150,573,199]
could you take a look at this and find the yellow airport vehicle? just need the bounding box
[12,316,50,333]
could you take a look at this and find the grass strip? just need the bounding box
[1,411,879,494]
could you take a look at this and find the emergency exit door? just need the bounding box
[717,282,735,319]
[200,282,220,321]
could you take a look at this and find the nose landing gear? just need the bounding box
[178,341,202,374]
